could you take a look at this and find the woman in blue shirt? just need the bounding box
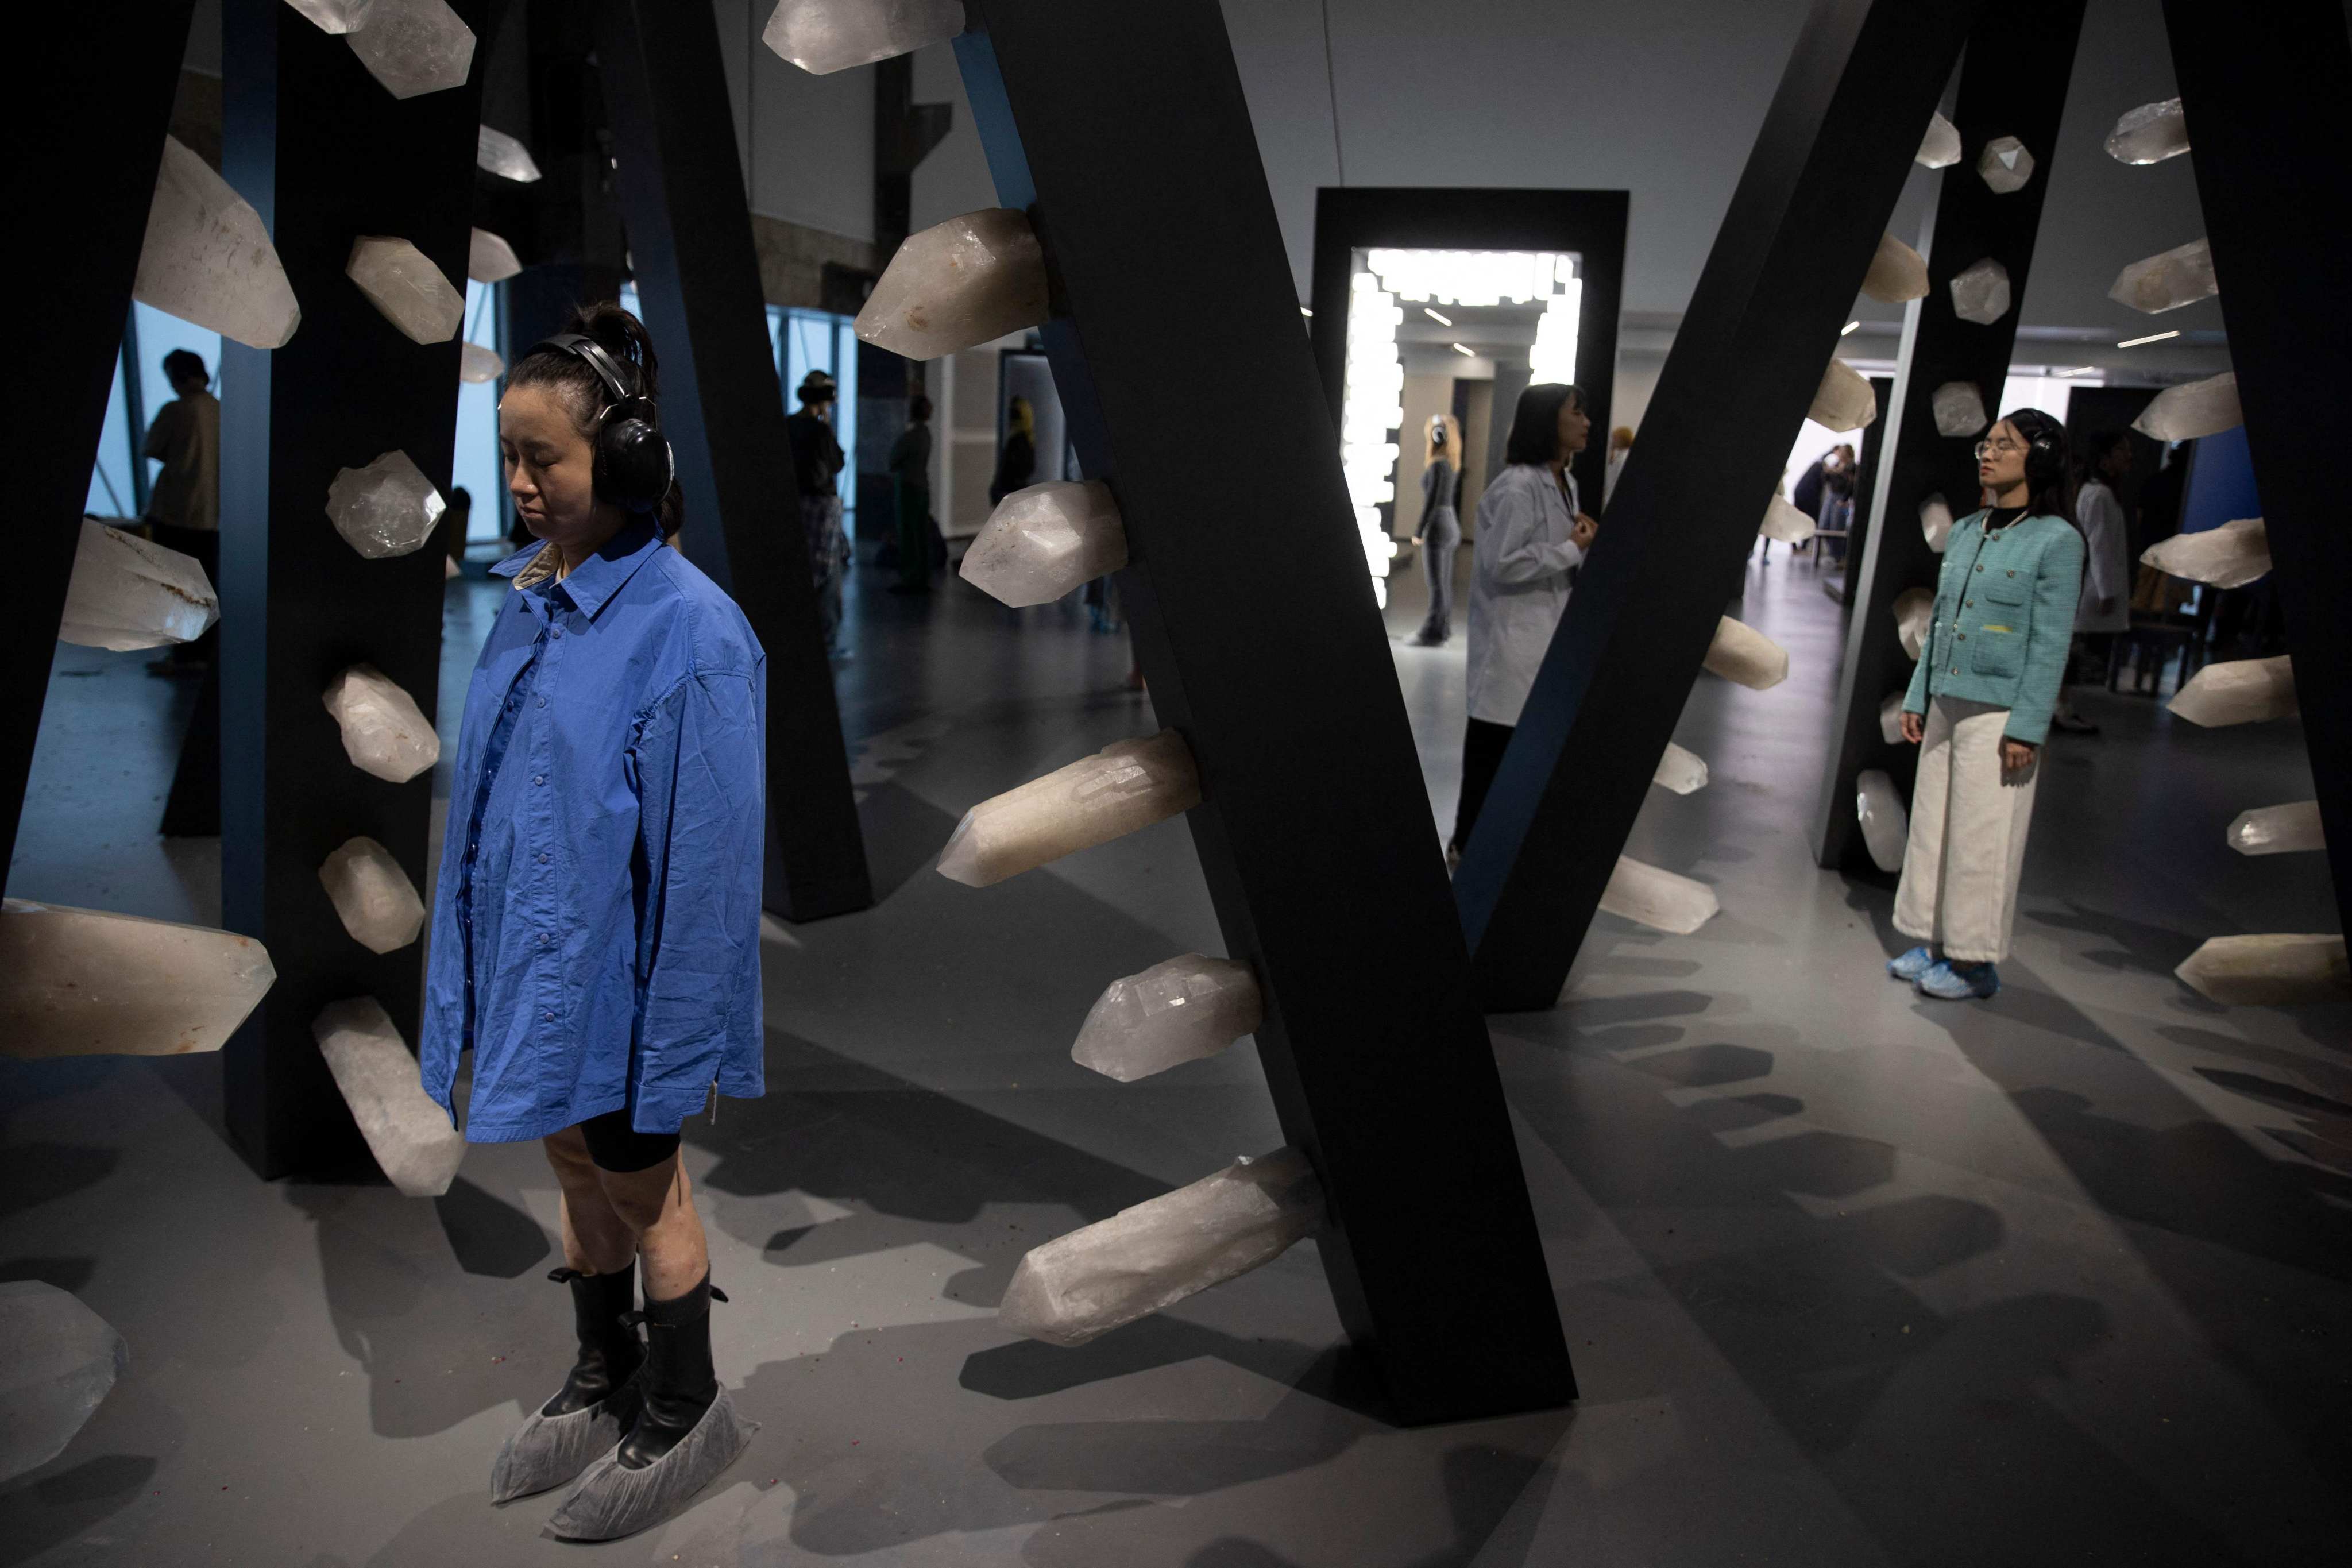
[1889,409,2084,1001]
[422,304,763,1538]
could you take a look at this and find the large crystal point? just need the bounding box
[468,227,522,284]
[1759,495,1815,546]
[1072,955,1262,1083]
[1917,111,1962,169]
[1949,257,2011,324]
[855,209,1049,360]
[1809,357,1877,432]
[2107,98,2188,165]
[2228,801,2323,857]
[937,731,1200,887]
[1861,232,1929,303]
[763,0,965,74]
[459,342,505,385]
[2134,372,2242,442]
[476,123,542,182]
[132,136,300,350]
[998,1148,1322,1347]
[1701,616,1788,690]
[2110,237,2216,315]
[1932,381,1988,437]
[1893,587,1934,660]
[345,0,475,99]
[314,998,465,1196]
[1879,692,1907,745]
[1978,135,2035,194]
[319,837,426,953]
[2169,655,2297,727]
[1652,741,1709,795]
[1856,769,1909,874]
[1920,493,1953,553]
[2143,516,2269,589]
[0,899,273,1060]
[2176,934,2348,1006]
[347,236,464,343]
[323,663,439,782]
[285,0,375,32]
[326,450,446,559]
[57,520,218,651]
[960,481,1129,607]
[1600,856,1719,935]
[0,1283,126,1484]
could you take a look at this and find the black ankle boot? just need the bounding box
[488,1263,647,1504]
[615,1273,726,1470]
[542,1265,644,1418]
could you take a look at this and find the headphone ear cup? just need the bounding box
[596,397,673,511]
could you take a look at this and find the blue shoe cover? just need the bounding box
[1887,945,1936,982]
[1918,959,1999,999]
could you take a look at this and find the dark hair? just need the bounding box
[1504,383,1586,466]
[507,300,662,439]
[909,393,933,422]
[1997,407,2075,527]
[2080,427,2129,478]
[163,348,208,385]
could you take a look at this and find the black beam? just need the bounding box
[1814,3,2086,873]
[5,1,196,887]
[954,1,1572,1424]
[1455,0,1983,1013]
[591,0,873,922]
[2163,1,2352,936]
[218,0,486,1178]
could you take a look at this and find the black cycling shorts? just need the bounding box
[578,1106,682,1173]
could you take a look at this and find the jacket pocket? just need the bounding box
[1970,624,2023,679]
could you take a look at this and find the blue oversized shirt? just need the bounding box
[422,520,768,1142]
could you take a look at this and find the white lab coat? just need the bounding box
[1466,463,1586,725]
[2074,479,2130,634]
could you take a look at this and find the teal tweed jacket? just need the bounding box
[1902,509,2085,747]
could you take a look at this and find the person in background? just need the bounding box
[786,370,850,656]
[887,394,935,595]
[2052,430,2132,735]
[144,348,220,675]
[1818,443,1857,560]
[1889,410,2084,1002]
[1603,424,1635,507]
[1411,414,1462,646]
[442,485,473,575]
[990,396,1036,507]
[1767,446,1833,569]
[1453,383,1597,873]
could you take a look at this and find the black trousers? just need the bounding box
[1453,717,1515,851]
[578,1107,682,1173]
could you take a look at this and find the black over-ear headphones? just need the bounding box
[532,332,674,512]
[2005,407,2067,490]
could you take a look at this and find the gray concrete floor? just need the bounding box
[3,538,2346,1566]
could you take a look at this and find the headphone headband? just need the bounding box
[533,331,639,408]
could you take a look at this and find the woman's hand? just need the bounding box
[1570,512,1599,550]
[2000,738,2036,781]
[1899,710,1925,744]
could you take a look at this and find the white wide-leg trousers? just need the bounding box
[1893,696,2039,963]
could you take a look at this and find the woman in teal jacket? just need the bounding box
[1890,410,2084,999]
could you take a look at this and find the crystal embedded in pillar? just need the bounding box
[1701,616,1788,690]
[2110,237,2216,315]
[960,481,1129,607]
[468,227,522,284]
[319,837,426,954]
[1893,587,1934,661]
[1920,493,1953,553]
[1977,135,2035,194]
[323,663,439,782]
[1861,232,1929,304]
[326,450,446,559]
[1949,258,2011,325]
[285,0,376,31]
[855,208,1049,360]
[2107,97,2189,165]
[998,1148,1322,1346]
[2168,655,2297,727]
[1808,357,1877,432]
[1932,381,1988,438]
[347,236,465,343]
[1600,856,1719,935]
[1652,741,1709,795]
[762,0,965,74]
[0,1283,126,1484]
[1917,111,1962,169]
[1072,955,1262,1083]
[345,0,476,99]
[57,520,218,651]
[1879,692,1907,745]
[2133,372,2242,442]
[1856,769,1909,874]
[0,899,274,1060]
[937,731,1200,887]
[1759,495,1815,547]
[132,136,301,349]
[2175,934,2348,1006]
[459,342,505,384]
[2142,516,2268,589]
[314,998,465,1196]
[2227,801,2323,857]
[476,123,542,182]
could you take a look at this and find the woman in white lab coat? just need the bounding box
[1451,383,1597,871]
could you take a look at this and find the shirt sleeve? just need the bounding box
[1488,478,1584,585]
[142,403,182,463]
[2007,528,2086,747]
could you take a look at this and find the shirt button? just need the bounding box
[543,1010,555,1021]
[553,627,564,639]
[532,775,544,785]
[537,852,549,863]
[538,933,550,945]
[1975,565,1984,573]
[536,696,547,707]
[1958,633,1967,640]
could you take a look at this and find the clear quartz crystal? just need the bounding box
[1701,616,1788,690]
[2107,98,2189,165]
[1759,495,1816,546]
[326,450,446,559]
[57,520,218,651]
[459,342,504,384]
[1861,231,1928,303]
[2169,655,2297,727]
[1932,381,1989,438]
[2175,934,2347,1006]
[1809,357,1877,432]
[1893,587,1934,661]
[1600,856,1719,935]
[468,227,522,284]
[318,837,426,953]
[855,208,1049,361]
[0,899,274,1060]
[998,1148,1323,1347]
[1978,135,2035,194]
[2110,237,2216,314]
[1879,692,1907,745]
[313,998,465,1196]
[132,135,300,350]
[0,1283,126,1484]
[960,481,1129,607]
[1920,493,1953,553]
[345,0,475,99]
[284,0,375,32]
[347,236,465,343]
[937,731,1200,887]
[1949,257,2011,324]
[2143,516,2269,589]
[322,663,439,782]
[1917,111,1962,169]
[1071,955,1262,1083]
[762,0,965,74]
[1652,741,1709,795]
[2227,801,2323,857]
[475,123,542,182]
[2133,372,2242,442]
[1855,769,1909,873]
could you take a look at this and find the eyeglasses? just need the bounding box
[1973,438,2025,459]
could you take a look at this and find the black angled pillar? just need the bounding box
[591,0,872,922]
[1454,0,1982,1013]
